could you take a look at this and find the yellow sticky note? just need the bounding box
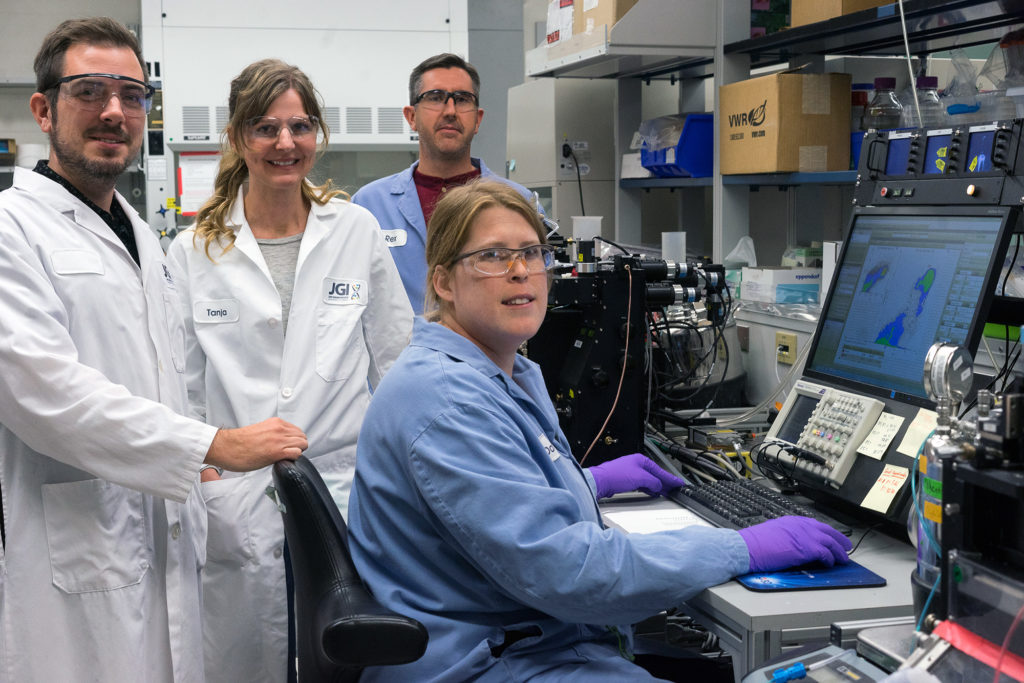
[861,464,910,514]
[897,408,938,457]
[923,500,942,524]
[858,413,905,460]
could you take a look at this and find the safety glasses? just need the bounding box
[452,244,555,277]
[245,116,319,140]
[51,73,155,117]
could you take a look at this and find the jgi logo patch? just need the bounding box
[323,278,366,305]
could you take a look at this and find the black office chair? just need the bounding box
[272,456,428,682]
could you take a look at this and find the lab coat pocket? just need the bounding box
[202,475,257,568]
[315,306,365,382]
[42,479,150,593]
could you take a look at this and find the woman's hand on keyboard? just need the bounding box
[737,516,853,573]
[588,453,685,499]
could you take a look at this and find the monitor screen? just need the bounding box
[806,206,1015,403]
[924,132,952,174]
[965,123,1001,174]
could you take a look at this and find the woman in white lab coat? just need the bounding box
[166,59,413,683]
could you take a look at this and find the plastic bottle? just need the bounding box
[901,75,948,128]
[864,77,903,130]
[850,83,872,132]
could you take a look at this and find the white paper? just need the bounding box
[857,413,905,460]
[603,508,711,534]
[146,156,167,181]
[897,408,938,457]
[178,153,221,215]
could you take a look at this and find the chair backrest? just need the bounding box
[272,456,428,683]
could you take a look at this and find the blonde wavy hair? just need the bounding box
[193,58,345,259]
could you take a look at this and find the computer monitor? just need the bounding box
[804,204,1018,407]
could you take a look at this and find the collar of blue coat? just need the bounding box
[411,317,534,389]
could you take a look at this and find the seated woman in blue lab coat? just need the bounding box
[347,180,851,682]
[166,59,413,683]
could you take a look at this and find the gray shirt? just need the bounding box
[256,232,303,336]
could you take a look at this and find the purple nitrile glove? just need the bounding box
[738,516,852,573]
[587,453,685,500]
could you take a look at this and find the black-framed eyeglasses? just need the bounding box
[452,244,555,277]
[50,73,155,116]
[245,116,320,140]
[413,89,479,112]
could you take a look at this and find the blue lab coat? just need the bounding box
[348,319,750,682]
[352,159,536,314]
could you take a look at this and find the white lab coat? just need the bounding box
[165,189,413,683]
[0,168,218,682]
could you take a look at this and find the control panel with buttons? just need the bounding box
[764,380,885,489]
[854,118,1024,208]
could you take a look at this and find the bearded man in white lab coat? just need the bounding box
[0,18,309,682]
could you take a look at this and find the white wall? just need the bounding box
[0,1,140,149]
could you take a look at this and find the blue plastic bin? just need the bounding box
[851,131,865,170]
[640,113,713,178]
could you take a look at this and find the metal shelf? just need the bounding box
[526,0,716,80]
[727,0,1024,69]
[621,171,858,190]
[620,176,712,189]
[527,0,1024,81]
[723,171,859,186]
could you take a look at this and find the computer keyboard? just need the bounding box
[669,479,852,536]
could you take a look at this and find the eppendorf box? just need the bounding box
[741,267,822,304]
[719,72,850,174]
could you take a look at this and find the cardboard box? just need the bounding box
[546,0,575,45]
[573,0,638,37]
[719,72,851,174]
[791,0,889,28]
[781,245,823,267]
[740,267,822,304]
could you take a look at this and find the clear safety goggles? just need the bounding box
[52,73,155,118]
[452,244,556,277]
[245,116,319,140]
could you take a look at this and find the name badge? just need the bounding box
[194,299,239,323]
[382,229,407,247]
[539,433,560,462]
[323,278,366,305]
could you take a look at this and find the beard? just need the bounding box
[48,109,138,182]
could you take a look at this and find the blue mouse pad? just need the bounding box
[736,560,886,592]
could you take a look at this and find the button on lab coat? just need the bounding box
[166,190,413,682]
[0,168,217,682]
